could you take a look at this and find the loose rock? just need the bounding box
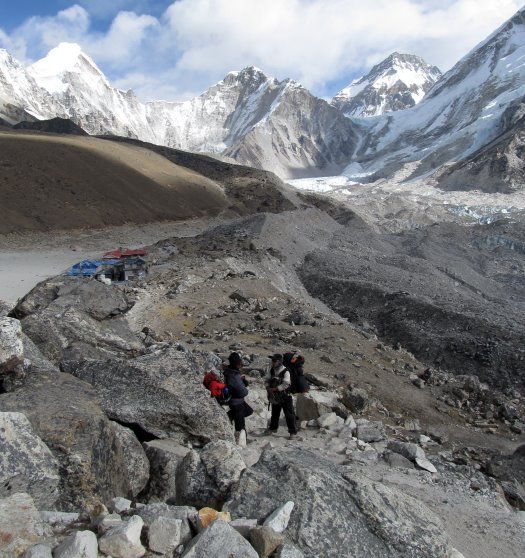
[98,516,145,558]
[53,531,98,558]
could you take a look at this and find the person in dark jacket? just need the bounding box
[223,352,253,446]
[265,354,298,438]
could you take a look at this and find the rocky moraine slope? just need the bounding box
[1,167,524,556]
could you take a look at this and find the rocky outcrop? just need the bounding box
[0,412,60,508]
[226,447,452,558]
[63,346,233,443]
[0,370,146,510]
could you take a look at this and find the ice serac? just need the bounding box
[348,6,525,188]
[332,52,441,117]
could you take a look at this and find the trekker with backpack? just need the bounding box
[223,352,253,447]
[265,354,298,438]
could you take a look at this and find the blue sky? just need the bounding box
[0,1,523,101]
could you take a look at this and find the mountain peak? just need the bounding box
[29,43,106,94]
[332,52,441,117]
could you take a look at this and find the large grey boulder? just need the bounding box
[0,370,147,510]
[141,439,191,502]
[176,441,245,508]
[0,493,51,557]
[387,441,426,463]
[0,412,60,508]
[0,317,23,365]
[226,447,452,558]
[132,503,195,545]
[110,422,150,498]
[181,520,258,558]
[63,346,233,443]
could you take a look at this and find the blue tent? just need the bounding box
[67,259,119,277]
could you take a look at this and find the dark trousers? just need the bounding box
[269,394,297,434]
[227,402,253,432]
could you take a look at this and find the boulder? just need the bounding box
[141,439,191,502]
[415,457,438,474]
[176,441,245,508]
[341,387,371,414]
[0,412,60,508]
[263,501,294,533]
[225,447,453,558]
[109,423,150,499]
[63,346,233,443]
[23,543,53,558]
[148,517,183,555]
[383,451,415,469]
[108,497,132,514]
[0,371,147,510]
[98,515,145,558]
[274,542,305,558]
[250,526,284,558]
[317,412,339,429]
[355,420,387,443]
[132,503,195,545]
[295,394,321,422]
[53,531,98,558]
[387,441,426,463]
[0,317,23,366]
[95,513,122,535]
[181,520,258,558]
[0,493,51,557]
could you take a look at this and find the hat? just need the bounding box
[269,353,283,362]
[228,352,243,367]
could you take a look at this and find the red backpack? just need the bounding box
[203,371,231,405]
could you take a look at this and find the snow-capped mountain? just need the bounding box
[331,53,441,117]
[0,46,357,178]
[343,6,525,192]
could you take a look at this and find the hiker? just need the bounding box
[265,354,298,438]
[223,352,253,447]
[283,352,310,394]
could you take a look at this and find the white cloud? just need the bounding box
[1,0,523,100]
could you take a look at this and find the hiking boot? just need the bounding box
[263,429,277,436]
[235,429,247,448]
[289,433,302,441]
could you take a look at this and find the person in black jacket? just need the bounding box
[223,352,253,446]
[265,354,298,438]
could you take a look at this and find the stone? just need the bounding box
[0,493,51,557]
[355,420,386,443]
[226,447,453,558]
[387,441,426,463]
[196,508,231,531]
[230,518,258,538]
[53,531,98,558]
[141,439,191,502]
[132,503,195,545]
[344,415,357,432]
[108,497,132,514]
[404,419,420,431]
[176,441,245,508]
[250,526,284,558]
[383,451,415,469]
[23,543,53,558]
[341,387,371,413]
[415,457,438,474]
[63,346,233,443]
[0,412,60,508]
[95,513,123,535]
[317,412,338,429]
[109,422,150,498]
[148,517,183,555]
[263,501,294,533]
[181,519,258,557]
[98,516,145,558]
[274,542,305,558]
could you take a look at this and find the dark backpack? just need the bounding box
[283,353,310,394]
